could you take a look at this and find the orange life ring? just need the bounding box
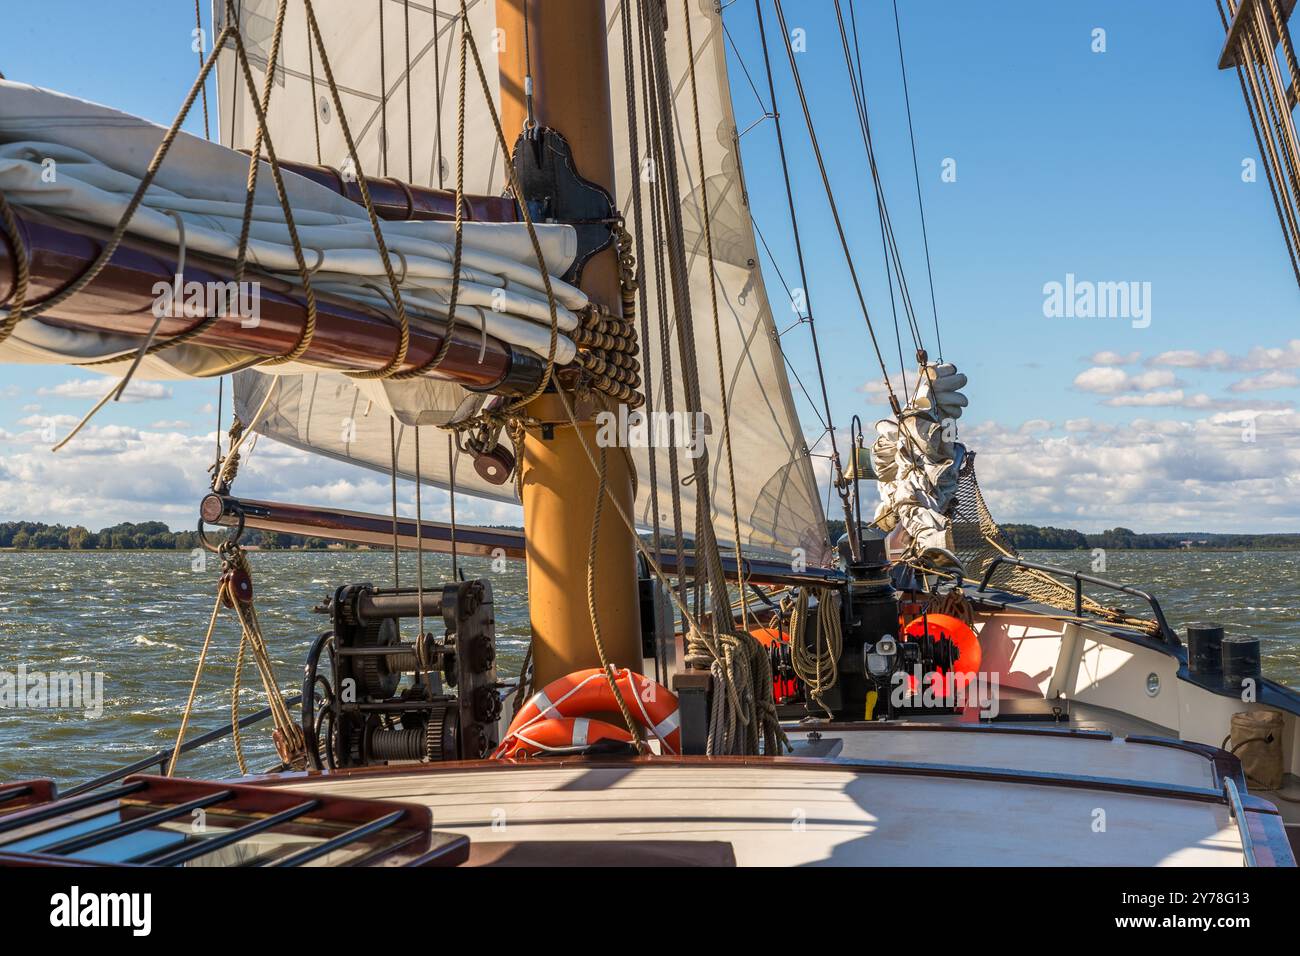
[496,667,680,757]
[747,625,786,648]
[496,716,633,761]
[901,612,983,675]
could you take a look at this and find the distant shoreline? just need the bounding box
[4,518,1299,553]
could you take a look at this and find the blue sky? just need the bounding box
[1,0,1298,533]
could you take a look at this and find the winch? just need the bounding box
[302,579,501,769]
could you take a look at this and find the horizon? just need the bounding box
[1,1,1299,536]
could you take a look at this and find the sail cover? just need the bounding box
[218,0,829,564]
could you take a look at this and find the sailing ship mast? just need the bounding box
[494,0,643,689]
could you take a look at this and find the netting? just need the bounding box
[948,454,1161,636]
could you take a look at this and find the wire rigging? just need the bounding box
[891,0,943,360]
[750,0,857,547]
[768,0,901,417]
[840,0,912,398]
[835,0,924,364]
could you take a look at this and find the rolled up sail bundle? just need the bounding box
[0,81,585,386]
[871,363,970,569]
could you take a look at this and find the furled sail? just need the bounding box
[219,0,829,564]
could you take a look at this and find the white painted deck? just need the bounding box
[787,726,1220,789]
[276,762,1247,866]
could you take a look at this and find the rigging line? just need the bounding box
[834,0,922,361]
[304,0,412,378]
[433,0,444,186]
[379,0,389,177]
[404,0,414,182]
[637,0,689,610]
[680,0,751,626]
[390,418,400,587]
[719,14,769,117]
[840,0,909,396]
[637,0,688,615]
[769,0,900,417]
[892,0,943,361]
[752,0,841,463]
[1217,0,1300,285]
[414,425,425,642]
[640,1,744,697]
[619,0,665,634]
[750,218,829,434]
[214,376,224,476]
[448,431,459,581]
[840,0,924,355]
[306,11,322,163]
[522,0,536,132]
[849,5,924,363]
[194,0,211,140]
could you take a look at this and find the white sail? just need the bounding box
[220,0,829,563]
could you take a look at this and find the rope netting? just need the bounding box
[948,455,1161,636]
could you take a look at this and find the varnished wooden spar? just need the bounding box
[0,206,545,394]
[202,494,847,589]
[267,156,520,224]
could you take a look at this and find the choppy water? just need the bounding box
[0,548,1295,787]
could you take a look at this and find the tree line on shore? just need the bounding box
[825,520,1300,551]
[0,521,338,551]
[4,519,1298,552]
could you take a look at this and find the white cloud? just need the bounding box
[1103,389,1190,407]
[1229,371,1300,392]
[1148,339,1300,373]
[1073,367,1178,394]
[37,378,173,403]
[967,409,1300,532]
[1147,348,1232,369]
[1087,350,1140,366]
[0,427,519,531]
[858,379,893,402]
[1100,390,1290,411]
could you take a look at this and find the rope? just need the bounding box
[64,1,320,370]
[770,0,903,418]
[836,0,918,395]
[404,0,415,182]
[890,0,943,360]
[0,192,28,346]
[588,445,648,752]
[194,0,211,140]
[223,549,305,772]
[389,13,468,381]
[789,588,841,719]
[1223,0,1300,284]
[226,0,319,366]
[3,22,235,328]
[637,0,783,755]
[680,0,749,627]
[303,0,411,378]
[432,0,445,187]
[751,0,855,556]
[636,1,689,612]
[390,418,401,586]
[166,592,224,776]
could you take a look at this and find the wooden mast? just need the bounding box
[495,0,643,686]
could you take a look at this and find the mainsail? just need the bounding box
[218,0,829,564]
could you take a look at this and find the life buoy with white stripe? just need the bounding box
[495,716,633,760]
[495,667,680,758]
